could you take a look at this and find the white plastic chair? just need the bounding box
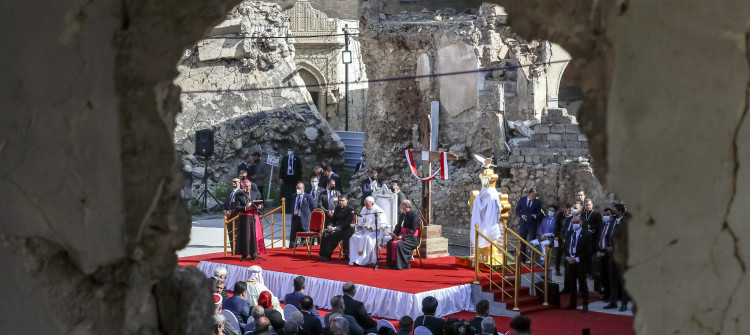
[222,309,241,333]
[414,326,432,335]
[283,304,300,322]
[377,320,397,333]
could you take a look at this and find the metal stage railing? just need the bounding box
[223,198,287,255]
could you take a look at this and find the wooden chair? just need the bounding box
[412,220,424,267]
[293,209,325,257]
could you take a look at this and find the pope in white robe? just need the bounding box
[470,187,502,248]
[349,196,390,266]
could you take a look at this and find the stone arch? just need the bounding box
[296,62,328,117]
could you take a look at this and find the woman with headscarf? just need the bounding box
[244,266,283,313]
[259,291,286,332]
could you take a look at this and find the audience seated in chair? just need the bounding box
[324,296,363,335]
[396,316,413,335]
[258,291,285,333]
[214,293,241,335]
[330,317,350,335]
[509,315,531,335]
[284,275,323,322]
[300,296,323,335]
[342,282,378,334]
[414,296,445,335]
[224,282,252,333]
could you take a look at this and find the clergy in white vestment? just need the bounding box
[244,265,284,316]
[349,196,390,266]
[470,187,502,249]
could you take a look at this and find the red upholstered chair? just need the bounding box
[293,209,325,257]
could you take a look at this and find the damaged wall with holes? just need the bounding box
[174,0,346,205]
[357,2,611,245]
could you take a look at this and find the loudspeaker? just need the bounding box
[195,129,215,157]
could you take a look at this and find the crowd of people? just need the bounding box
[209,266,534,335]
[515,188,630,312]
[226,149,420,270]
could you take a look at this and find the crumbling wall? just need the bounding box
[175,1,345,202]
[359,2,607,245]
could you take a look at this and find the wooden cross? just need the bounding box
[419,115,458,226]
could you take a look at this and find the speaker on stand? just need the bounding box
[194,129,220,213]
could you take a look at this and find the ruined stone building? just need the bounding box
[356,2,605,245]
[288,0,368,131]
[3,0,750,334]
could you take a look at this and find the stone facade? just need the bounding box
[357,2,596,246]
[287,0,368,131]
[174,1,346,205]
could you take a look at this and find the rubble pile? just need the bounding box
[174,0,345,202]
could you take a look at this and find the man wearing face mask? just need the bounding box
[606,204,630,312]
[289,183,315,249]
[280,148,302,212]
[560,202,583,293]
[360,171,382,206]
[514,188,542,264]
[318,179,341,227]
[354,153,366,174]
[390,180,407,206]
[554,203,573,276]
[596,208,614,302]
[531,205,558,262]
[562,216,593,312]
[308,176,324,208]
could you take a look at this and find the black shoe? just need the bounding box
[582,305,588,313]
[319,256,331,261]
[619,304,628,312]
[240,256,247,261]
[603,301,618,309]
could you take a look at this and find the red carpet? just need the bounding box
[180,246,477,293]
[181,249,635,335]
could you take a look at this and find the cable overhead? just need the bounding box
[181,59,571,95]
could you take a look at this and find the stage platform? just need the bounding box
[181,246,476,320]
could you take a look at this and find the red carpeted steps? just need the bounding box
[476,268,556,315]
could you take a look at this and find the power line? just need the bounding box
[180,59,571,95]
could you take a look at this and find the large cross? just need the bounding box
[419,114,458,226]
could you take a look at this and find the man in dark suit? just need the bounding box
[280,148,303,212]
[515,188,543,263]
[300,296,323,335]
[554,203,573,276]
[308,176,325,209]
[324,295,363,335]
[413,296,445,335]
[290,183,316,248]
[390,180,407,206]
[563,215,594,312]
[342,282,377,334]
[360,170,382,205]
[238,154,254,176]
[319,179,342,226]
[324,167,342,192]
[223,281,251,333]
[606,204,629,312]
[284,276,324,322]
[597,208,614,303]
[396,316,412,335]
[224,178,241,251]
[469,300,496,335]
[319,196,354,260]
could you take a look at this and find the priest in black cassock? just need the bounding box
[235,179,263,261]
[386,200,420,270]
[318,196,355,261]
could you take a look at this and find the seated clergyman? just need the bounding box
[348,197,389,266]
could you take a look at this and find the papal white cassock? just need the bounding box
[349,203,390,266]
[470,187,502,248]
